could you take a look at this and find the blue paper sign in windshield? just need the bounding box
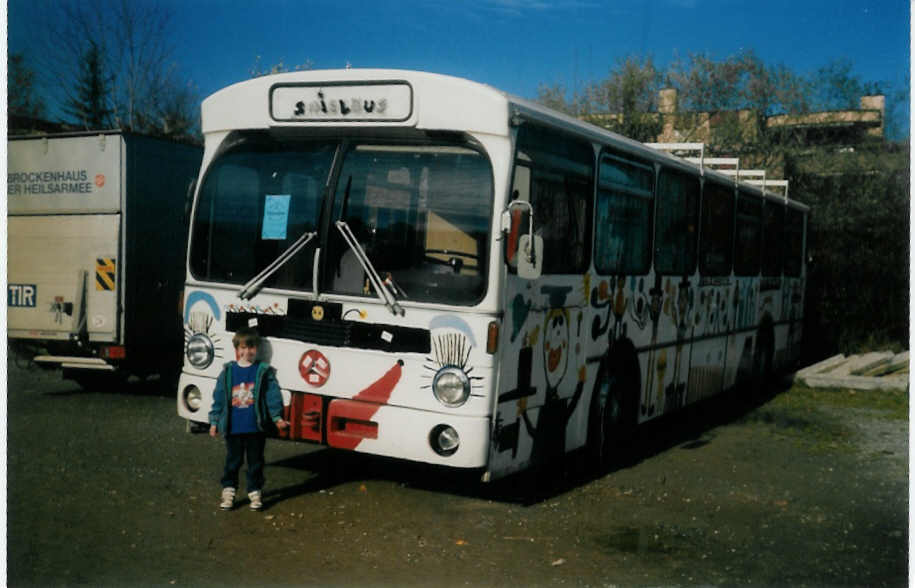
[262,194,291,240]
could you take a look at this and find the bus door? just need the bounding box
[490,124,594,477]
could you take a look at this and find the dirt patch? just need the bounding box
[6,362,909,587]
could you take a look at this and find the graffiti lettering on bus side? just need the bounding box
[628,277,650,331]
[734,281,758,330]
[760,276,782,292]
[698,276,732,287]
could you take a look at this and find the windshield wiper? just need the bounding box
[335,220,404,316]
[237,231,317,300]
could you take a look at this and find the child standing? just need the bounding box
[209,327,288,510]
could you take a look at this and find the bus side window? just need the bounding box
[511,125,593,275]
[761,201,785,277]
[531,170,591,273]
[513,162,531,202]
[654,168,699,276]
[734,190,762,276]
[595,150,654,276]
[506,163,532,268]
[699,182,734,277]
[784,207,804,277]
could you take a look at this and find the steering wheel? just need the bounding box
[423,249,480,273]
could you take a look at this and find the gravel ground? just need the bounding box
[6,358,909,587]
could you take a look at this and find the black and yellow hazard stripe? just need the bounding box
[95,257,116,291]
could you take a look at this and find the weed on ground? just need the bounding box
[742,383,909,453]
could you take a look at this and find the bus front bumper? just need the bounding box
[177,372,491,469]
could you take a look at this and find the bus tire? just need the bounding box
[587,345,639,472]
[753,320,775,399]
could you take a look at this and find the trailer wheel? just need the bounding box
[66,370,127,392]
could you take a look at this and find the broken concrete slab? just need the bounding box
[794,351,909,392]
[799,373,909,391]
[861,352,910,377]
[830,352,895,377]
[796,354,846,378]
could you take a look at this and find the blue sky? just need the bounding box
[7,0,911,136]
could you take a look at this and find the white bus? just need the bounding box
[177,69,807,480]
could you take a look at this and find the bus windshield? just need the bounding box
[189,134,493,306]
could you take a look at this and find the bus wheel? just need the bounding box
[587,362,635,472]
[752,324,775,400]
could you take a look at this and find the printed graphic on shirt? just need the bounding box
[231,382,255,409]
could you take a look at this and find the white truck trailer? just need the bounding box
[8,131,202,384]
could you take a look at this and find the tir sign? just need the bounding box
[8,284,37,307]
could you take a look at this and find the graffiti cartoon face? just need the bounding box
[543,308,570,388]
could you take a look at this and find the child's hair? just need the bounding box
[232,326,260,349]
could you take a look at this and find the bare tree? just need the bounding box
[8,52,46,118]
[583,55,663,142]
[35,0,199,139]
[537,49,909,355]
[534,82,582,116]
[536,56,663,142]
[249,56,314,78]
[62,41,115,130]
[665,50,810,167]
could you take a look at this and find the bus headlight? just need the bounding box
[186,333,215,369]
[183,385,202,412]
[430,424,460,456]
[432,366,470,407]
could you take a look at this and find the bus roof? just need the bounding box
[202,68,809,212]
[201,68,511,137]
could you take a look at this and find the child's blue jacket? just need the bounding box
[208,361,284,435]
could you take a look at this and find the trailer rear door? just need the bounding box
[8,215,120,342]
[7,134,123,344]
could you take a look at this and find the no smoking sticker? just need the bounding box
[299,350,331,387]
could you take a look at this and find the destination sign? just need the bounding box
[270,82,413,122]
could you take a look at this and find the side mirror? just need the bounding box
[502,199,543,280]
[517,234,543,279]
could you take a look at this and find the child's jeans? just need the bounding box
[221,433,266,492]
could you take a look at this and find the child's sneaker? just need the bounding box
[248,490,263,511]
[219,487,236,510]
